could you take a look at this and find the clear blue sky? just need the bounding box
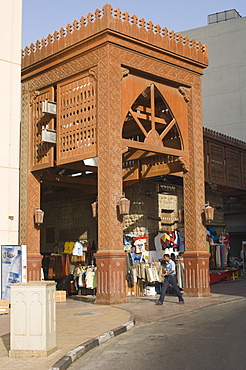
[22,0,246,48]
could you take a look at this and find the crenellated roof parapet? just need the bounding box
[204,127,246,150]
[21,3,208,69]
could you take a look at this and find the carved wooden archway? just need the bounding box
[122,81,189,182]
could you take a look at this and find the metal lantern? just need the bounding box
[91,201,97,218]
[34,208,44,225]
[118,196,130,215]
[204,204,214,221]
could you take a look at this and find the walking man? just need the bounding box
[156,254,184,305]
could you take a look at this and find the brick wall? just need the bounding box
[124,181,184,235]
[41,195,97,254]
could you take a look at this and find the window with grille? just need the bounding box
[57,74,97,165]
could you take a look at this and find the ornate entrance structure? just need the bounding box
[21,4,210,303]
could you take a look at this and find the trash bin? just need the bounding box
[9,281,57,358]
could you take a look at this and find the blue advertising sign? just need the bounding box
[1,245,27,300]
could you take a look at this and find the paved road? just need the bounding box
[70,298,246,370]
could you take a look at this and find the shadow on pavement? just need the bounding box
[210,275,246,298]
[0,333,10,353]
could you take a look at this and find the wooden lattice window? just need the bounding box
[57,74,97,165]
[30,87,55,170]
[226,148,241,188]
[208,142,225,185]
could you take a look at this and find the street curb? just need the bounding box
[49,314,135,370]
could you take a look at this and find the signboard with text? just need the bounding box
[0,245,27,300]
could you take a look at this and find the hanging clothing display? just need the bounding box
[154,232,165,251]
[44,239,98,297]
[134,237,148,253]
[86,266,97,289]
[63,242,75,254]
[48,254,63,279]
[207,226,230,269]
[72,242,83,256]
[149,250,163,263]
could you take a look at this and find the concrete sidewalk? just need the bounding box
[1,276,246,370]
[0,297,131,370]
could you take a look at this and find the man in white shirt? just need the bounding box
[156,254,184,305]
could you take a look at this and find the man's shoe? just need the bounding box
[155,301,163,305]
[178,300,185,304]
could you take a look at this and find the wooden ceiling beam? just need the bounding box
[122,138,187,158]
[129,108,148,137]
[58,162,98,173]
[160,118,176,140]
[130,111,168,126]
[123,149,158,162]
[40,172,97,187]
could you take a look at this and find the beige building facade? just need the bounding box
[0,0,22,245]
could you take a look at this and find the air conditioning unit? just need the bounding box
[41,127,57,144]
[41,100,57,115]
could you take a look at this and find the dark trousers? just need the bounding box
[159,274,183,304]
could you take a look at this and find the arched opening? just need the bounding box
[122,83,183,152]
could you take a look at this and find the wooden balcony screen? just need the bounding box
[204,135,246,191]
[30,87,55,170]
[208,142,225,186]
[56,74,97,165]
[226,147,241,189]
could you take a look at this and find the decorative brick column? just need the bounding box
[26,172,42,281]
[95,251,127,305]
[183,82,211,297]
[95,45,127,305]
[20,87,42,281]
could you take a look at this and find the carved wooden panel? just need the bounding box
[208,142,225,186]
[30,87,55,170]
[57,74,97,165]
[203,140,208,183]
[20,86,29,244]
[96,46,123,250]
[183,83,206,253]
[226,147,241,188]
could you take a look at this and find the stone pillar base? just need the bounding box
[27,253,42,281]
[10,281,56,356]
[9,347,57,358]
[95,250,128,305]
[183,251,211,297]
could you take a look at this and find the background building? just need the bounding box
[0,0,22,245]
[183,9,246,141]
[183,10,246,257]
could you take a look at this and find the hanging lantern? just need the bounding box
[118,196,130,215]
[204,204,214,221]
[91,201,97,218]
[34,208,44,225]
